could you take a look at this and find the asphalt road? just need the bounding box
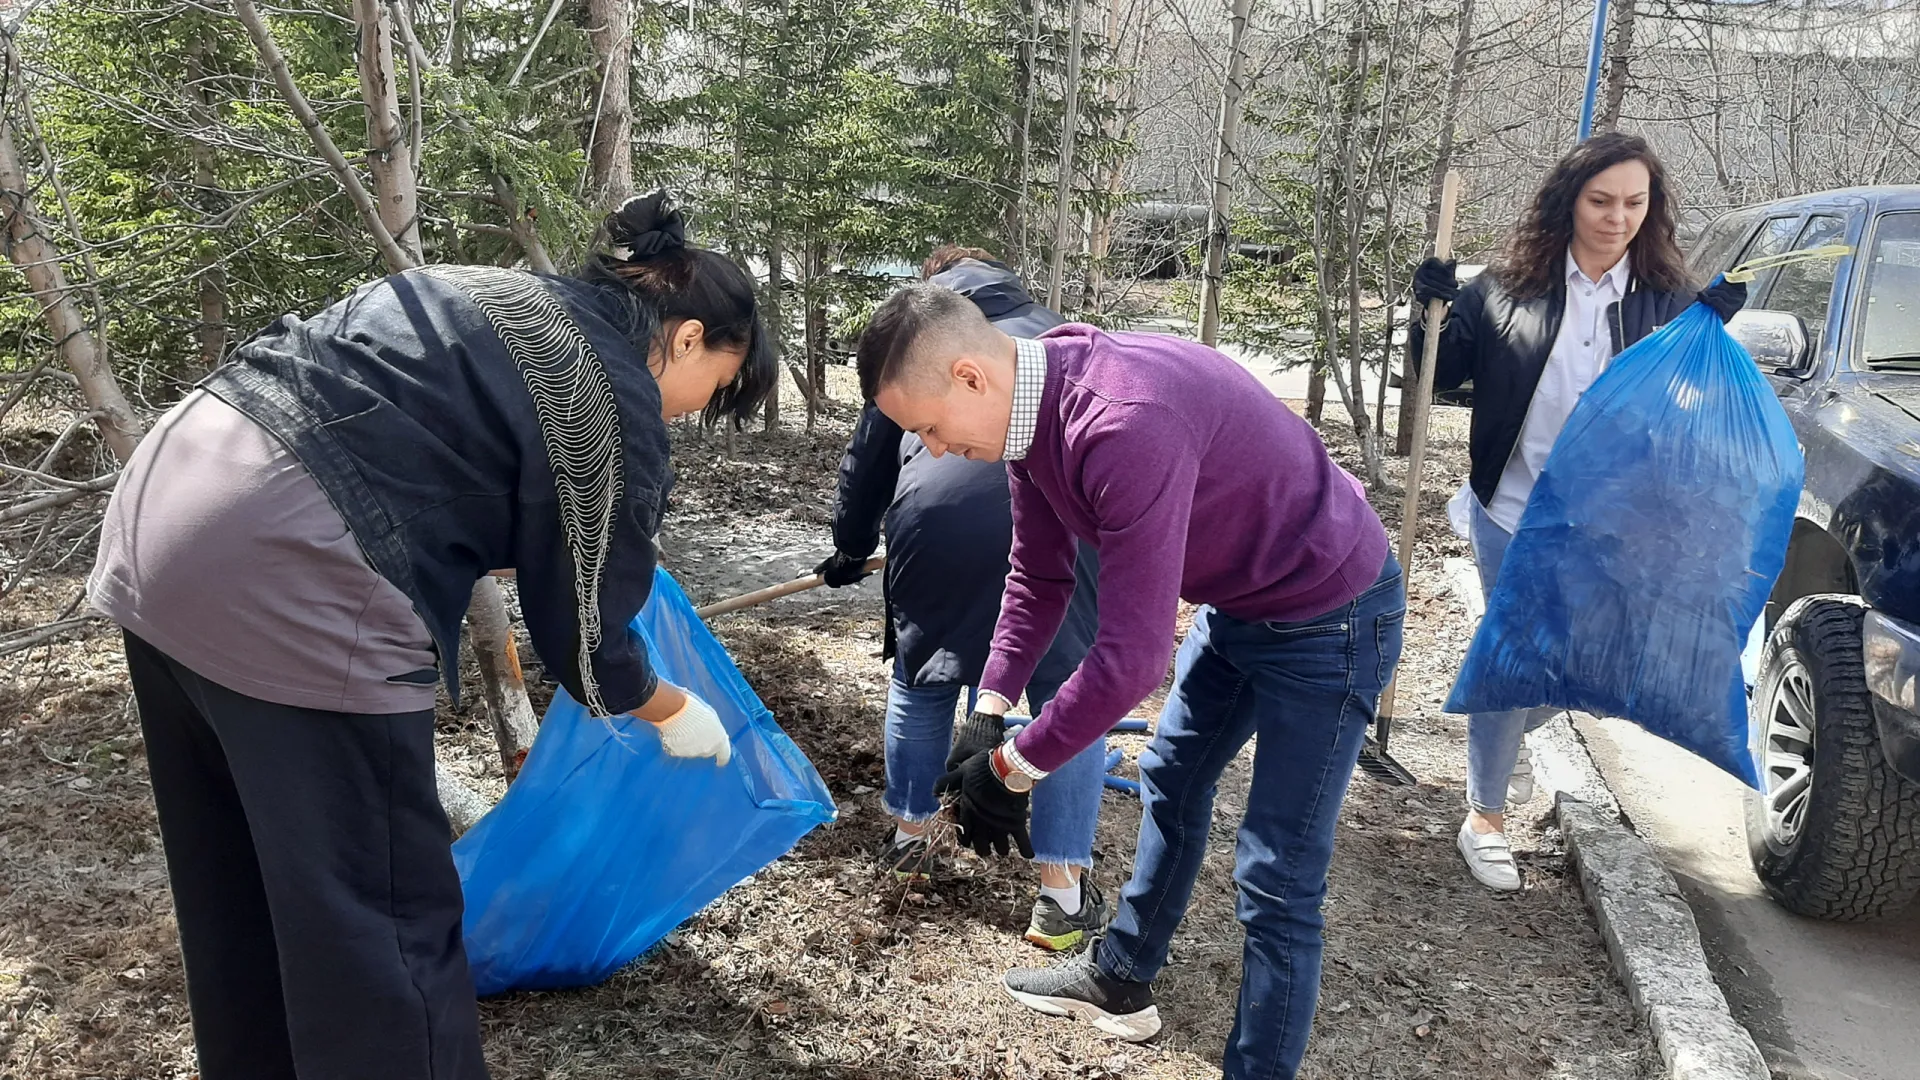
[1576,715,1920,1080]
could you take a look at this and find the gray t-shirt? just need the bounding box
[90,391,439,714]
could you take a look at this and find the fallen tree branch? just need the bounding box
[0,460,110,490]
[0,614,104,658]
[0,472,118,523]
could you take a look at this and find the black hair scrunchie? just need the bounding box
[609,189,687,260]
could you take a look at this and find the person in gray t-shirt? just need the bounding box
[87,193,774,1080]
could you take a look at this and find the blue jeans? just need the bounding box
[882,670,1106,868]
[1096,556,1404,1080]
[1462,500,1560,814]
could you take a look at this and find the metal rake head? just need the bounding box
[1356,739,1417,787]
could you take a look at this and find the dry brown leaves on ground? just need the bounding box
[0,384,1655,1079]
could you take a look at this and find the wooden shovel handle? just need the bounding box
[694,556,887,619]
[1379,169,1462,724]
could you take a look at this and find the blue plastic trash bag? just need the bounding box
[453,568,836,995]
[1445,298,1803,786]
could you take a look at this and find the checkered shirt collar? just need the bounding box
[1003,337,1047,462]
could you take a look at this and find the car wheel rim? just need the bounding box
[1762,655,1817,847]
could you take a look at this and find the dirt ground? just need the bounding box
[0,372,1657,1079]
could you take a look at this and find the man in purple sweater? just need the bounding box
[858,285,1403,1079]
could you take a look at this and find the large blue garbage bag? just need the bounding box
[453,568,836,995]
[1445,299,1803,786]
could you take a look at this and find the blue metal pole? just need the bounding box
[1577,0,1613,141]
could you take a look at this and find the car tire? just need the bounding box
[1745,596,1920,921]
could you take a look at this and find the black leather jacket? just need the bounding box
[202,269,672,713]
[1408,270,1699,506]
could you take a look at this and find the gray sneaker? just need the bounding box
[1003,943,1161,1042]
[880,832,932,882]
[1024,877,1110,951]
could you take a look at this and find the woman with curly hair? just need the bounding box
[1409,133,1746,892]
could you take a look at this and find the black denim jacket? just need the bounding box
[202,269,672,714]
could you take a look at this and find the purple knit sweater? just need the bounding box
[981,325,1390,772]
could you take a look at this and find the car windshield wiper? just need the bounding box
[1865,354,1920,370]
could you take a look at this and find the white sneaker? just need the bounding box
[1457,820,1523,892]
[1507,745,1535,806]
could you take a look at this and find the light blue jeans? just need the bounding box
[882,669,1106,868]
[1463,499,1561,814]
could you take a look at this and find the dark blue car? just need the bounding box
[1691,187,1920,921]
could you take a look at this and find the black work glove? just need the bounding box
[813,551,871,588]
[1699,277,1748,324]
[946,709,1007,774]
[1411,256,1460,306]
[935,749,1035,859]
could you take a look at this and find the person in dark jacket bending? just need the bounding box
[86,193,773,1080]
[1408,133,1746,892]
[816,247,1110,950]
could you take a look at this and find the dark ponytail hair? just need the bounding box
[580,190,775,429]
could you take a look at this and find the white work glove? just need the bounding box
[651,691,732,766]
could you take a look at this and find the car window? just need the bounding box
[1735,214,1804,298]
[1757,215,1847,346]
[1857,211,1920,370]
[1689,210,1758,278]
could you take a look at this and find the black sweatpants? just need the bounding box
[124,631,487,1080]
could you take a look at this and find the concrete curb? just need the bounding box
[1532,719,1771,1080]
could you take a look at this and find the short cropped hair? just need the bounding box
[921,244,1000,279]
[857,284,994,401]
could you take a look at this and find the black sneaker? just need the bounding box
[1003,944,1161,1041]
[1024,877,1110,951]
[879,832,932,882]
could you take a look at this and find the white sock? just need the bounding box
[1040,879,1083,916]
[894,825,922,845]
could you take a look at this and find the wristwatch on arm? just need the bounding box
[989,740,1045,793]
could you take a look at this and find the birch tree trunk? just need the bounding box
[804,241,827,429]
[585,0,635,208]
[1045,0,1085,312]
[352,0,423,263]
[242,0,536,797]
[186,35,228,371]
[1398,0,1473,456]
[233,0,413,273]
[436,761,494,836]
[0,125,144,463]
[1597,0,1637,135]
[764,229,784,431]
[1087,2,1146,311]
[1010,0,1042,270]
[1197,0,1254,347]
[467,577,541,778]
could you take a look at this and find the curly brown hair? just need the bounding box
[1493,132,1693,301]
